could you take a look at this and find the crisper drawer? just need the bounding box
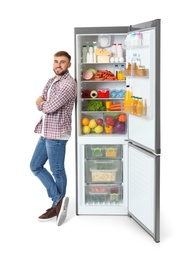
[85,184,123,205]
[85,144,123,159]
[85,160,122,183]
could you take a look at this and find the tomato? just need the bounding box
[118,113,127,122]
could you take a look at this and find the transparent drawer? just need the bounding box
[85,145,122,159]
[85,160,122,183]
[85,184,123,204]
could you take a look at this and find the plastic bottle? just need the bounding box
[131,53,138,76]
[114,64,119,78]
[93,42,97,63]
[89,45,94,63]
[82,45,87,63]
[136,54,141,67]
[136,32,143,45]
[112,43,117,58]
[124,85,132,112]
[86,52,90,63]
[119,64,125,80]
[133,96,138,115]
[117,43,123,58]
[130,96,135,114]
[130,32,136,46]
[136,97,143,116]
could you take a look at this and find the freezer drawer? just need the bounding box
[85,144,123,159]
[85,184,123,205]
[85,160,122,183]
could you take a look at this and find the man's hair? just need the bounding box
[54,51,71,61]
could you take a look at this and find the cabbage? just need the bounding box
[113,120,125,134]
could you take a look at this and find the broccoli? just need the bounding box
[87,100,106,111]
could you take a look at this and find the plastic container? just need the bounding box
[98,89,109,98]
[114,64,119,78]
[112,43,117,58]
[124,85,132,112]
[136,97,143,116]
[89,45,94,63]
[86,160,122,183]
[117,43,123,58]
[82,45,87,63]
[131,53,138,76]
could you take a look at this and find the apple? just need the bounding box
[105,116,115,126]
[96,118,103,126]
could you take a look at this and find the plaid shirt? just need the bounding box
[34,71,77,139]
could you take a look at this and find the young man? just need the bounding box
[30,51,77,226]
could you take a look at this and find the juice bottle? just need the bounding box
[133,96,138,115]
[136,97,143,116]
[124,85,132,113]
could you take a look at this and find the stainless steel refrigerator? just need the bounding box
[74,19,161,242]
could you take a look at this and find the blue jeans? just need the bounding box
[30,136,67,207]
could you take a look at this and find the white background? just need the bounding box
[0,1,185,259]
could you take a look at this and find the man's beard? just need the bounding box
[54,69,68,76]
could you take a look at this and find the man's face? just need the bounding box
[53,56,71,77]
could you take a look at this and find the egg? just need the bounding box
[110,57,115,63]
[114,57,119,63]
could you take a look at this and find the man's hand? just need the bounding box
[36,96,45,106]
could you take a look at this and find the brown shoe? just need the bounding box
[56,196,69,226]
[38,207,57,222]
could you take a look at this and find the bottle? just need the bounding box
[89,45,94,63]
[130,96,135,114]
[133,96,138,115]
[119,64,125,80]
[130,32,136,46]
[86,52,90,63]
[112,43,117,58]
[114,64,119,78]
[136,97,143,116]
[93,42,97,63]
[136,32,143,45]
[82,45,87,63]
[136,54,141,67]
[117,43,123,58]
[131,53,138,76]
[124,85,132,112]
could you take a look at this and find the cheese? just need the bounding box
[97,56,110,63]
[95,47,111,56]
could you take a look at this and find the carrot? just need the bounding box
[109,103,123,111]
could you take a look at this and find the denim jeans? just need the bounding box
[30,136,67,207]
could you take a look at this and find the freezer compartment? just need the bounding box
[85,160,122,183]
[85,184,123,205]
[85,144,122,159]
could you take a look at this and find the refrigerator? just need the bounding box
[74,19,161,242]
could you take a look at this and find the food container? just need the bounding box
[85,145,122,159]
[98,89,109,98]
[86,160,122,183]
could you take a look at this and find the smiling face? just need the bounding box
[53,55,71,78]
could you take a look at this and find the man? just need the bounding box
[30,51,77,226]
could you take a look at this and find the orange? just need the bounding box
[81,117,90,126]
